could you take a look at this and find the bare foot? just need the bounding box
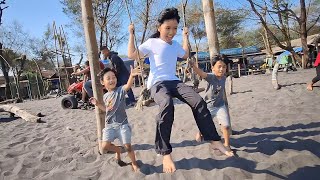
[307,84,313,91]
[195,132,203,142]
[211,141,234,157]
[163,154,176,173]
[224,145,232,152]
[131,162,140,172]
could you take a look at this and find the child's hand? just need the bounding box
[130,65,141,77]
[182,27,189,37]
[129,24,135,34]
[188,58,195,68]
[89,97,98,105]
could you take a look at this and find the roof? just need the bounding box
[40,70,57,79]
[195,46,261,60]
[262,33,320,54]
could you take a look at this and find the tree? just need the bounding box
[215,7,248,49]
[246,0,320,68]
[0,0,8,26]
[183,1,206,61]
[61,0,126,50]
[0,21,30,99]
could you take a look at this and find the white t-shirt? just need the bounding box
[139,38,186,89]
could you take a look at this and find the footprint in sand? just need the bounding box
[82,154,98,163]
[2,171,12,176]
[41,156,52,162]
[8,137,27,147]
[68,147,81,154]
[62,157,73,164]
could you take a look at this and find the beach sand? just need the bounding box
[0,68,319,180]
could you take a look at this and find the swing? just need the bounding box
[123,0,203,110]
[124,0,152,110]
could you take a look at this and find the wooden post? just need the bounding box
[80,0,105,150]
[52,21,64,94]
[202,0,219,64]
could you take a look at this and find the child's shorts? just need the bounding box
[208,105,231,127]
[102,123,132,144]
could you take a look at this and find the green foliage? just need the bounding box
[215,8,248,48]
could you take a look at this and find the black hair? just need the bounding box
[85,61,89,66]
[211,55,225,67]
[150,8,180,38]
[98,67,117,81]
[100,46,108,51]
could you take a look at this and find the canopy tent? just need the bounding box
[194,46,260,60]
[276,47,303,64]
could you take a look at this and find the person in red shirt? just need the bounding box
[72,60,105,100]
[307,51,320,91]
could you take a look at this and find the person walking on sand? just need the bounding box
[190,55,233,151]
[307,51,320,91]
[127,7,234,174]
[90,66,140,172]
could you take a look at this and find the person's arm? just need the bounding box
[123,65,141,91]
[190,59,207,79]
[72,67,90,76]
[89,97,106,112]
[182,27,190,59]
[128,24,145,60]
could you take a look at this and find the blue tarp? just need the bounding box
[195,46,261,60]
[276,47,303,64]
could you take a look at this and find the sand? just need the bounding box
[0,68,319,180]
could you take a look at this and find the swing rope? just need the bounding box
[123,0,151,111]
[181,1,200,89]
[124,0,144,87]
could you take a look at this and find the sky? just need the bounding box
[2,0,82,63]
[3,0,70,39]
[1,0,303,62]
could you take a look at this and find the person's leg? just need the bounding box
[150,81,176,173]
[123,144,139,172]
[174,82,233,156]
[81,87,87,102]
[195,107,218,142]
[174,82,220,141]
[83,80,93,97]
[119,123,139,171]
[308,66,320,90]
[216,105,231,149]
[272,63,280,90]
[101,126,127,165]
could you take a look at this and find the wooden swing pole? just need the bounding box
[80,0,105,149]
[58,26,71,87]
[61,26,73,66]
[201,0,220,65]
[52,21,64,94]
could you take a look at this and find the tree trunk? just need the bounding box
[81,0,105,152]
[300,0,308,69]
[0,43,11,99]
[202,0,219,64]
[0,105,40,123]
[261,7,273,56]
[140,0,150,44]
